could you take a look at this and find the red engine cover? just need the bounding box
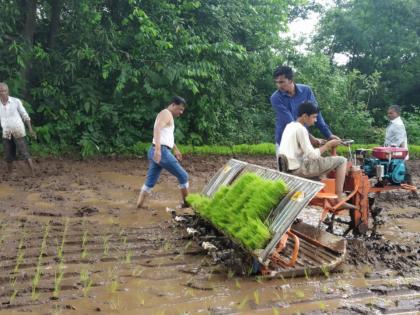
[372,147,408,160]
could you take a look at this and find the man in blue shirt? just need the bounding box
[270,66,339,153]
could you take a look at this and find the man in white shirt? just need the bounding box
[278,102,348,201]
[136,96,189,208]
[384,105,413,185]
[0,82,36,175]
[384,105,408,150]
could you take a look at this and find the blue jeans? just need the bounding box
[142,145,189,192]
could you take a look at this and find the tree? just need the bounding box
[313,0,420,116]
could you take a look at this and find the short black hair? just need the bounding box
[172,96,186,106]
[273,65,294,80]
[298,102,319,117]
[388,104,400,114]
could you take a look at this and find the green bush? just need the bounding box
[187,173,288,251]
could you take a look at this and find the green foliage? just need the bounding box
[0,0,417,154]
[403,110,420,145]
[187,173,288,251]
[291,53,381,143]
[314,0,420,114]
[0,0,299,153]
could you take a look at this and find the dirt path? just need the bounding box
[0,156,418,314]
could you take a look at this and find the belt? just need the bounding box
[152,144,171,150]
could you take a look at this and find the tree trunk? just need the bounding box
[23,0,37,45]
[22,0,37,98]
[48,0,62,50]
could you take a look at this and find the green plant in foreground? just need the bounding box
[187,173,288,250]
[32,222,50,300]
[102,235,111,257]
[81,230,88,259]
[53,262,65,298]
[80,269,93,297]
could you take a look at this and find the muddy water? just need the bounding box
[0,157,419,314]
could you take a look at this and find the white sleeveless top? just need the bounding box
[152,109,174,149]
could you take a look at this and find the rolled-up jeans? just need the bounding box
[141,145,189,192]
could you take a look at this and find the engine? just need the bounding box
[357,147,408,185]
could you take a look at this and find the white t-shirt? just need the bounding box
[278,121,321,170]
[152,109,174,149]
[0,96,30,139]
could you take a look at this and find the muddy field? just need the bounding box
[0,155,418,315]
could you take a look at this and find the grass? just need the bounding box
[9,228,27,303]
[187,173,288,251]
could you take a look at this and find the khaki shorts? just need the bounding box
[2,136,31,162]
[291,156,346,179]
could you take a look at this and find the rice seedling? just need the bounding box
[11,229,26,278]
[80,269,92,297]
[186,173,288,251]
[53,262,65,298]
[52,219,69,300]
[57,218,69,260]
[109,278,119,293]
[125,250,132,263]
[137,294,145,305]
[304,268,311,280]
[237,296,249,310]
[320,264,330,278]
[294,289,305,298]
[109,296,120,311]
[81,230,88,259]
[102,234,111,257]
[10,288,18,303]
[32,222,50,300]
[255,275,265,284]
[227,269,234,279]
[235,279,241,289]
[321,284,329,294]
[185,288,195,297]
[272,307,280,315]
[253,289,260,305]
[132,267,144,277]
[319,300,327,310]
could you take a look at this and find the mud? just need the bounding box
[0,156,418,314]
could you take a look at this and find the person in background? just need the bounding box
[270,65,340,153]
[0,82,36,176]
[136,96,189,208]
[384,105,413,185]
[384,105,408,150]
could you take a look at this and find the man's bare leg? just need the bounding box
[180,188,189,207]
[6,161,13,174]
[136,190,148,208]
[335,161,347,198]
[26,158,35,176]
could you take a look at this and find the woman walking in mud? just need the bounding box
[136,96,189,208]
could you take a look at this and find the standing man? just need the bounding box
[136,96,189,208]
[270,65,339,153]
[384,105,408,150]
[0,82,36,175]
[384,105,412,185]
